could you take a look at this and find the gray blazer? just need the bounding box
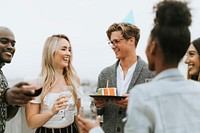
[96,56,155,133]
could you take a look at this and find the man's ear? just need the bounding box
[129,37,136,47]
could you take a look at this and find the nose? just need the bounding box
[65,50,71,56]
[184,56,190,64]
[5,42,15,51]
[7,42,13,47]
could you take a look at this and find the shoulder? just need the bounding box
[188,80,200,88]
[137,57,149,71]
[130,81,156,101]
[136,57,155,78]
[98,61,118,75]
[130,82,150,94]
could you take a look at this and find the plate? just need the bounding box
[89,94,126,100]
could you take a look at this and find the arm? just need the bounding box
[0,82,35,105]
[25,103,52,129]
[0,82,36,121]
[77,115,104,133]
[25,95,68,129]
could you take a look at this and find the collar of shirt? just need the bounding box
[153,68,183,82]
[117,61,137,96]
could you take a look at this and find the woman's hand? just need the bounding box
[50,95,68,115]
[77,114,101,133]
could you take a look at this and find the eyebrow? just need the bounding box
[61,45,71,49]
[188,50,197,54]
[188,50,197,52]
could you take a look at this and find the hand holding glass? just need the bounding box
[79,106,97,122]
[60,86,74,110]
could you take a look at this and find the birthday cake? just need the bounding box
[97,88,117,96]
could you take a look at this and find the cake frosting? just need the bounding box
[98,88,117,96]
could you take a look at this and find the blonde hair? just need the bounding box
[40,34,79,104]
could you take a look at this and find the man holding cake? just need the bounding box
[92,22,154,133]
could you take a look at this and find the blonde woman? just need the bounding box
[185,38,200,81]
[26,34,83,133]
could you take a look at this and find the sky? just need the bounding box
[0,0,200,82]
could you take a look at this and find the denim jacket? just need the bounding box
[125,69,200,133]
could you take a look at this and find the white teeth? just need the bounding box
[188,64,194,70]
[64,58,69,61]
[5,52,12,56]
[188,66,193,69]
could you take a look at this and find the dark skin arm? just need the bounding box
[6,82,35,106]
[5,82,36,121]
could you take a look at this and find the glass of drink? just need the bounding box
[60,86,74,111]
[79,106,97,122]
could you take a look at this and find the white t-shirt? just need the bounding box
[30,87,83,128]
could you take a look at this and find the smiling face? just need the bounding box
[185,44,200,77]
[0,28,16,64]
[109,31,134,60]
[54,38,71,70]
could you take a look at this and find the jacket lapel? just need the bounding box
[127,57,145,93]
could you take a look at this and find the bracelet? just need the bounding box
[0,88,9,104]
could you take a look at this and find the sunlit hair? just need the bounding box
[106,22,140,47]
[40,34,79,104]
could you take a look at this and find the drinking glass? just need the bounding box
[60,86,74,111]
[79,106,97,122]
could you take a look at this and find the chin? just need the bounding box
[3,60,12,63]
[148,64,155,71]
[189,70,199,77]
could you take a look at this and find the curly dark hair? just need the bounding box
[151,0,192,64]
